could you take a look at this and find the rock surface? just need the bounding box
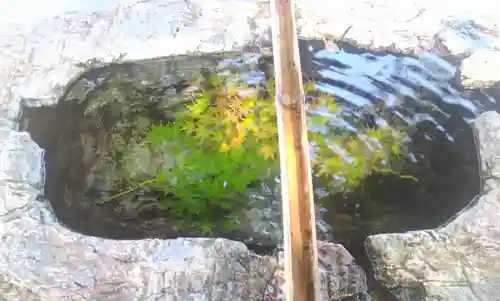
[366,111,500,301]
[1,0,500,300]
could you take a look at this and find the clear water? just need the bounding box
[21,43,488,299]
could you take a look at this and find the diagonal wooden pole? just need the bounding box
[269,1,320,301]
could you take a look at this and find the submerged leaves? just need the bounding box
[102,65,410,234]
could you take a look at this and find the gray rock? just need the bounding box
[366,111,500,301]
[1,0,499,300]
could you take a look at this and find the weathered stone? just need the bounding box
[366,111,500,301]
[1,0,500,300]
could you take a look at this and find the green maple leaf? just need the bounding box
[259,144,277,160]
[147,124,171,147]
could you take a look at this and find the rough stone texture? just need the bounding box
[366,111,500,301]
[1,0,500,300]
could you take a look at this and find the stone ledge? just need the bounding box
[366,111,500,301]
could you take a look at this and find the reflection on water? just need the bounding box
[301,40,483,232]
[21,41,488,299]
[302,41,482,300]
